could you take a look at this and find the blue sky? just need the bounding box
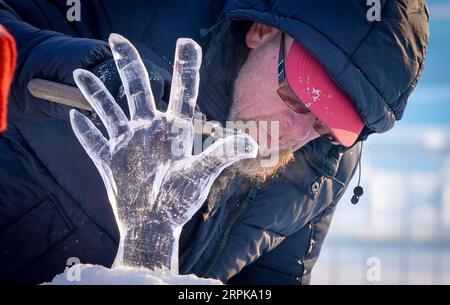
[402,0,450,125]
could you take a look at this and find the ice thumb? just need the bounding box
[197,133,258,174]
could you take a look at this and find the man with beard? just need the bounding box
[0,0,429,284]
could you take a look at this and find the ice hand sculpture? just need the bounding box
[69,34,257,273]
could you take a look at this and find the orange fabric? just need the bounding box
[0,25,17,133]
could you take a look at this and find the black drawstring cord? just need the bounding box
[351,141,364,204]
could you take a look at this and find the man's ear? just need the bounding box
[246,23,280,49]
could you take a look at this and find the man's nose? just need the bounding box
[287,111,318,141]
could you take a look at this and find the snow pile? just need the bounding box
[46,264,223,285]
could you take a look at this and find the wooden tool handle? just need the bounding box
[27,79,225,137]
[28,79,92,111]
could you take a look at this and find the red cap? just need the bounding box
[286,41,364,147]
[0,25,17,134]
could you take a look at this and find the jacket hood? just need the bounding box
[220,0,430,139]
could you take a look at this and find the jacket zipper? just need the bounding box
[200,182,260,276]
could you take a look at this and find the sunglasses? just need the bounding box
[276,33,340,145]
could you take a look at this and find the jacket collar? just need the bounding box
[299,138,348,177]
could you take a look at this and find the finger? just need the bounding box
[109,33,156,122]
[167,38,202,120]
[70,109,111,166]
[174,134,257,222]
[196,133,258,175]
[73,69,130,141]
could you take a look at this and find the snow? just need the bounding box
[46,264,223,285]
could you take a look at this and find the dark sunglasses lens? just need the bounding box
[278,82,341,145]
[277,83,310,114]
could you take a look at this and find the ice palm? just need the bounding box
[70,34,257,273]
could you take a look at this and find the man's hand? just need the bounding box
[69,34,257,273]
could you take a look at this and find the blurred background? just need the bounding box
[312,0,450,285]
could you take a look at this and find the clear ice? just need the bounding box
[69,34,258,274]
